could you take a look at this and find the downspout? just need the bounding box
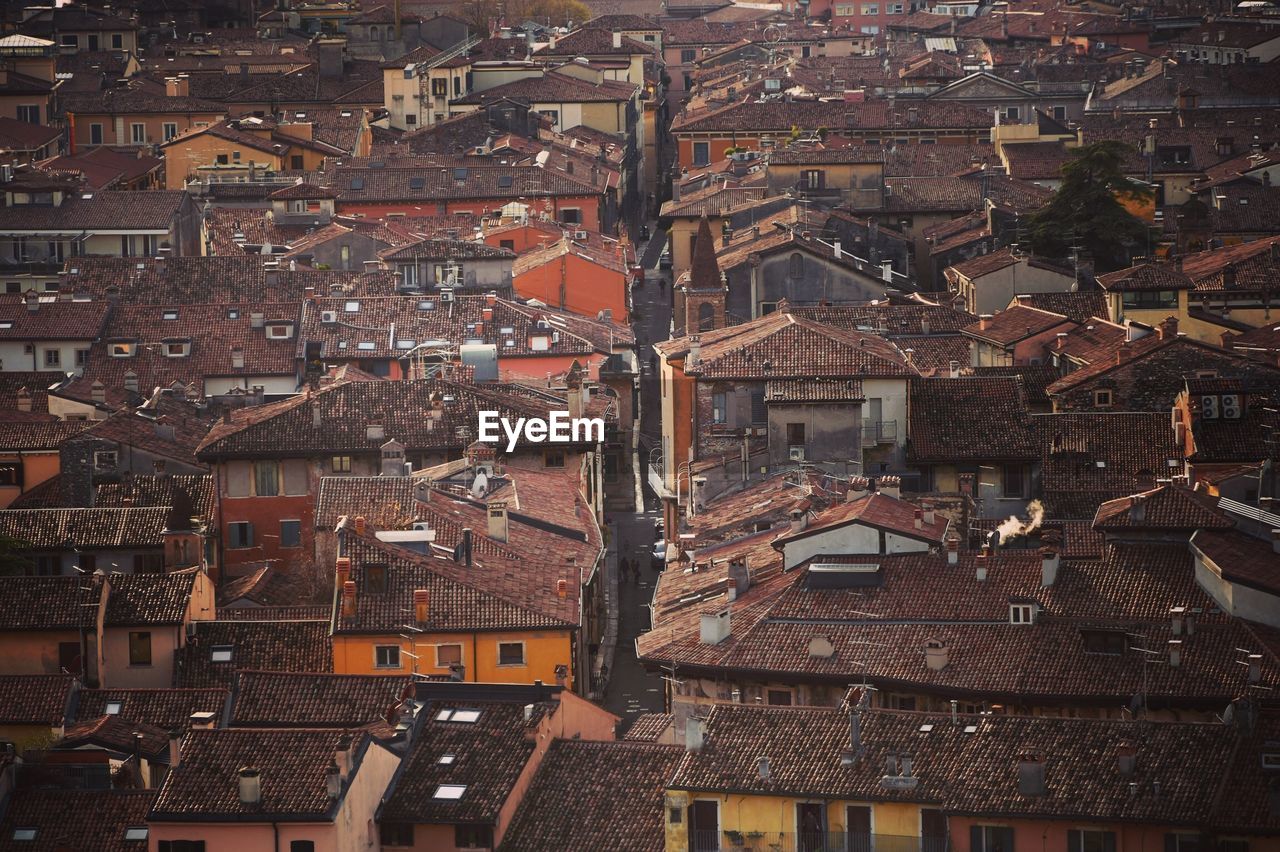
[273,820,279,852]
[471,632,478,683]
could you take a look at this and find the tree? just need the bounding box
[0,531,32,577]
[1026,140,1154,273]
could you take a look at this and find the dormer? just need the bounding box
[265,319,294,340]
[109,339,137,358]
[162,337,191,358]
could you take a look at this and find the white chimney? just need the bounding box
[726,576,737,602]
[700,609,731,644]
[949,360,960,378]
[925,638,948,671]
[687,335,701,369]
[1248,653,1263,683]
[487,500,509,543]
[1170,606,1186,636]
[947,538,958,565]
[1017,752,1046,796]
[923,508,935,525]
[1041,547,1060,586]
[685,717,705,752]
[612,29,622,48]
[238,767,262,805]
[367,422,385,441]
[789,508,806,533]
[326,761,342,798]
[913,508,923,529]
[975,551,988,581]
[1168,639,1182,668]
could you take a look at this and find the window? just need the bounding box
[540,109,560,127]
[433,784,467,800]
[1093,390,1113,407]
[16,105,39,124]
[498,642,525,666]
[159,843,207,852]
[1165,835,1200,852]
[544,449,566,468]
[1053,105,1067,121]
[1082,629,1127,655]
[381,824,415,847]
[1069,830,1116,852]
[43,349,60,367]
[12,827,37,841]
[786,422,806,446]
[1009,603,1034,624]
[59,642,81,674]
[862,3,879,12]
[1004,106,1020,121]
[375,645,402,668]
[331,455,352,473]
[802,169,822,190]
[253,460,279,496]
[215,154,229,165]
[436,644,462,667]
[767,689,792,706]
[228,522,254,549]
[971,826,1014,852]
[124,827,148,841]
[712,392,727,424]
[90,124,104,145]
[211,645,233,663]
[750,388,767,424]
[289,842,315,852]
[280,520,301,548]
[681,48,696,62]
[111,33,124,49]
[1001,464,1025,499]
[33,555,59,576]
[692,141,710,166]
[364,563,388,594]
[128,631,152,666]
[1121,290,1177,308]
[455,825,493,848]
[161,122,178,141]
[94,450,118,470]
[560,208,582,225]
[131,123,146,144]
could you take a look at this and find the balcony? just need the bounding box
[860,420,897,447]
[688,830,947,852]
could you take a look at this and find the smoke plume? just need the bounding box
[995,499,1045,544]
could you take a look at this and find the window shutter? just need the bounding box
[971,827,984,852]
[1104,833,1117,852]
[1165,835,1178,852]
[1068,831,1081,852]
[998,827,1015,852]
[283,459,308,495]
[226,460,250,497]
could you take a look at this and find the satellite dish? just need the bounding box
[764,25,783,46]
[471,470,489,498]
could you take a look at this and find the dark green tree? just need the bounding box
[1027,140,1154,273]
[0,531,32,577]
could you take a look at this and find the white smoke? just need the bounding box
[996,499,1045,544]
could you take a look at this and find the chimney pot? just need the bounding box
[342,580,357,618]
[238,767,262,805]
[354,516,367,536]
[413,588,430,623]
[1168,638,1182,667]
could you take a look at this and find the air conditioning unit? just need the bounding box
[574,230,588,240]
[439,287,454,303]
[320,310,337,324]
[789,446,805,462]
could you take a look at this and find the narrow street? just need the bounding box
[603,225,671,729]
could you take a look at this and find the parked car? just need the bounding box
[658,246,672,270]
[651,540,667,571]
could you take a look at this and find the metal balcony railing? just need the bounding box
[860,420,897,447]
[688,830,948,852]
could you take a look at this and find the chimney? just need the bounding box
[462,528,473,567]
[165,76,189,98]
[949,360,960,379]
[230,346,245,369]
[354,516,367,536]
[687,335,701,369]
[685,716,705,752]
[413,589,430,623]
[342,580,357,617]
[335,737,352,780]
[1248,653,1263,684]
[612,29,622,48]
[1170,606,1186,636]
[978,314,992,331]
[366,422,385,441]
[924,638,948,671]
[312,402,322,428]
[846,475,870,502]
[923,508,935,526]
[487,500,509,542]
[913,508,923,530]
[1040,547,1060,586]
[15,388,30,413]
[878,476,901,499]
[335,557,351,587]
[1117,742,1137,776]
[123,371,139,395]
[700,609,731,644]
[92,381,106,404]
[1168,639,1182,668]
[189,711,217,729]
[726,576,738,602]
[168,730,182,768]
[1270,528,1280,554]
[1017,752,1046,796]
[326,761,342,799]
[250,312,265,329]
[975,551,988,581]
[947,538,958,565]
[557,578,568,598]
[238,767,262,805]
[24,291,38,312]
[789,507,807,533]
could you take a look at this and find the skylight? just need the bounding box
[344,301,360,312]
[162,310,178,320]
[350,178,365,190]
[105,701,122,715]
[0,322,12,329]
[435,709,454,721]
[11,828,36,841]
[432,784,467,800]
[437,753,456,765]
[498,175,513,188]
[124,827,148,842]
[211,646,233,663]
[451,709,481,723]
[409,177,426,190]
[357,341,376,350]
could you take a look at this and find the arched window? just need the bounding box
[698,302,715,331]
[789,252,803,279]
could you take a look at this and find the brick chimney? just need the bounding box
[342,580,357,617]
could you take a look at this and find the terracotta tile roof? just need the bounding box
[670,703,1240,826]
[541,26,653,55]
[1192,528,1280,597]
[789,303,977,336]
[175,619,333,689]
[1214,706,1280,833]
[623,713,674,741]
[1094,485,1233,532]
[104,571,198,627]
[74,688,230,730]
[314,476,425,532]
[196,378,580,459]
[657,312,914,380]
[453,69,638,106]
[60,713,170,757]
[379,699,546,823]
[61,256,398,304]
[0,371,55,414]
[327,163,597,203]
[1001,140,1071,181]
[1097,261,1194,292]
[0,420,92,451]
[151,728,367,820]
[502,741,683,852]
[775,493,950,549]
[94,474,215,518]
[1043,316,1127,366]
[0,116,61,152]
[0,789,155,852]
[672,98,994,134]
[971,364,1059,407]
[379,237,513,262]
[962,304,1073,346]
[1044,335,1259,400]
[229,671,411,728]
[0,576,99,631]
[334,529,579,634]
[214,605,331,620]
[1035,413,1182,520]
[764,378,864,403]
[0,674,74,725]
[0,190,190,232]
[908,376,1036,462]
[947,246,1020,279]
[1179,236,1280,292]
[57,302,300,407]
[887,175,1051,214]
[659,185,767,219]
[0,506,168,550]
[0,299,109,341]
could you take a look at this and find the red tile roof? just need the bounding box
[0,674,74,725]
[962,304,1073,346]
[0,789,155,852]
[908,376,1037,462]
[0,506,169,550]
[774,493,949,549]
[1093,485,1233,531]
[74,688,230,730]
[175,619,333,689]
[229,671,411,728]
